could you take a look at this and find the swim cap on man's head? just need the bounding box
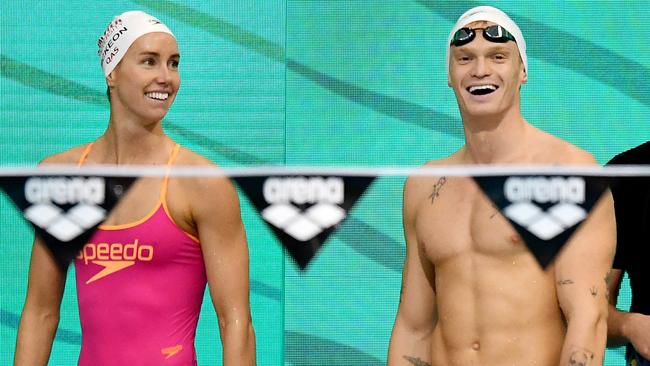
[446,6,527,75]
[98,11,175,77]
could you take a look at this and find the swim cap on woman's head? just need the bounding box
[98,11,175,77]
[446,6,527,75]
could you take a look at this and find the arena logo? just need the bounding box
[261,177,346,241]
[25,176,105,205]
[0,175,136,267]
[234,175,375,270]
[503,177,586,240]
[23,177,107,242]
[473,175,611,268]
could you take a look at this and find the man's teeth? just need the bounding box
[146,92,169,100]
[468,85,497,95]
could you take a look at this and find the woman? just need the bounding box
[15,11,256,365]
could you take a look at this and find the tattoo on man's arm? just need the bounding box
[589,286,597,297]
[557,279,574,286]
[403,355,431,366]
[429,177,447,204]
[568,346,594,365]
[604,271,612,286]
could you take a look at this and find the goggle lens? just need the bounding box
[450,25,516,47]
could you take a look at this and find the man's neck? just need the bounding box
[461,109,529,164]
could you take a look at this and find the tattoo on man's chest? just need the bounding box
[403,355,431,366]
[429,177,447,204]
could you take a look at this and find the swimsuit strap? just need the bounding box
[160,143,181,202]
[77,142,94,166]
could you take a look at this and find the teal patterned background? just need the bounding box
[1,1,644,364]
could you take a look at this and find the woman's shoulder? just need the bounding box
[39,143,93,165]
[174,145,217,167]
[173,145,235,191]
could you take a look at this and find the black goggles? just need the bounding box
[450,25,516,47]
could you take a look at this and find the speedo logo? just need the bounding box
[77,239,154,284]
[503,177,587,240]
[23,177,107,242]
[261,177,346,241]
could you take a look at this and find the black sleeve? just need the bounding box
[610,180,631,270]
[607,156,632,271]
[607,142,650,272]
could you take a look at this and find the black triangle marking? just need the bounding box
[0,175,137,268]
[234,175,376,270]
[473,175,611,268]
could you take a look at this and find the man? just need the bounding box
[607,143,650,365]
[388,6,615,366]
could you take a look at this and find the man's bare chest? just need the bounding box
[415,177,527,263]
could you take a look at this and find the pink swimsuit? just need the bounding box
[74,144,207,365]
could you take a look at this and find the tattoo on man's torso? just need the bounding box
[429,177,447,204]
[403,355,432,366]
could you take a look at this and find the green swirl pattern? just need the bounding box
[1,1,643,364]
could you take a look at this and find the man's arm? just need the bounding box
[388,177,437,366]
[607,268,650,358]
[555,190,616,365]
[14,237,66,365]
[192,176,256,366]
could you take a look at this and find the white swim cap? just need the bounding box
[446,6,527,76]
[98,11,175,77]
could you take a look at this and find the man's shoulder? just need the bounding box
[422,148,465,168]
[535,131,596,164]
[404,154,458,199]
[410,154,459,179]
